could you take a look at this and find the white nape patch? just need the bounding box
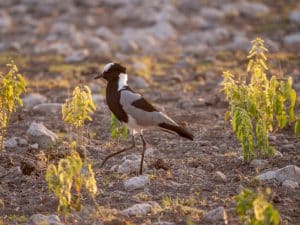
[118,73,128,91]
[103,62,114,73]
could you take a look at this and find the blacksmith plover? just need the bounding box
[95,62,193,174]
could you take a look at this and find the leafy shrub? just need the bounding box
[0,61,26,152]
[110,113,128,141]
[222,38,298,161]
[236,188,280,225]
[46,142,98,216]
[62,85,96,144]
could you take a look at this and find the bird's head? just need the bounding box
[94,62,126,82]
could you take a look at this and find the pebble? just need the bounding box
[123,175,149,191]
[258,165,300,183]
[23,93,47,109]
[250,159,268,169]
[214,171,227,182]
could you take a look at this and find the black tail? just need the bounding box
[159,123,194,140]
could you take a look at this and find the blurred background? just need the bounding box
[0,0,299,62]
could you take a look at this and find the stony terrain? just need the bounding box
[0,0,300,225]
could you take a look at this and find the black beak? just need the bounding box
[94,73,103,79]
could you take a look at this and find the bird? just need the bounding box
[95,62,194,174]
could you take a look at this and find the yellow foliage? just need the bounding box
[62,85,96,128]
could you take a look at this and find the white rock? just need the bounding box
[33,103,62,115]
[4,137,18,148]
[64,49,89,63]
[250,159,268,169]
[203,207,228,224]
[258,165,300,183]
[289,10,300,24]
[27,122,57,148]
[27,214,62,225]
[282,180,298,189]
[121,203,152,217]
[124,175,149,190]
[284,32,300,47]
[23,93,47,109]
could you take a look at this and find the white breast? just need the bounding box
[118,73,128,91]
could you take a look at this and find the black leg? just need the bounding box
[139,134,147,175]
[100,135,135,168]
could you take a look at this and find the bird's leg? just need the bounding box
[100,135,135,168]
[139,134,147,175]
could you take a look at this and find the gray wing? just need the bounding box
[120,90,178,127]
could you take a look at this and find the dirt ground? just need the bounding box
[0,0,300,225]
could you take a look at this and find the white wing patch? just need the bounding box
[118,73,128,91]
[103,62,114,73]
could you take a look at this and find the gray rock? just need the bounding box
[131,76,149,89]
[0,11,12,32]
[203,207,228,224]
[238,2,270,17]
[117,154,146,174]
[282,180,299,189]
[200,7,225,20]
[214,171,227,182]
[95,26,116,40]
[146,22,177,41]
[33,103,62,115]
[250,159,268,169]
[4,137,18,148]
[284,32,300,47]
[27,214,62,225]
[289,10,300,24]
[64,49,89,63]
[92,94,106,109]
[152,222,175,225]
[23,93,47,109]
[121,203,153,217]
[258,165,300,183]
[124,175,149,190]
[29,143,39,150]
[27,122,57,148]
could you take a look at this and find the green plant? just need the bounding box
[0,61,26,152]
[110,113,128,141]
[222,38,298,161]
[46,142,98,216]
[62,85,96,145]
[236,188,280,225]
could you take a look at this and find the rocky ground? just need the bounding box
[0,0,300,225]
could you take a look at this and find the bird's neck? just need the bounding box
[117,73,128,91]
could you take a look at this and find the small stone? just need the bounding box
[203,207,228,224]
[282,180,298,189]
[4,137,18,148]
[23,93,47,109]
[284,32,300,47]
[121,203,152,217]
[214,171,227,182]
[27,122,57,148]
[27,214,63,225]
[123,175,149,191]
[64,49,89,63]
[250,159,268,169]
[33,103,62,115]
[289,10,300,24]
